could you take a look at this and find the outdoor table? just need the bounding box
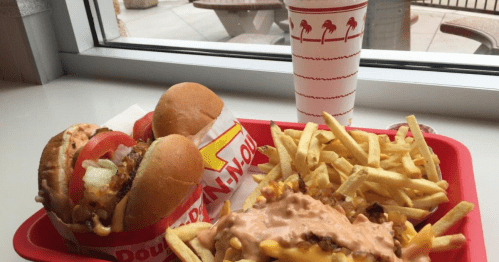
[193,0,283,37]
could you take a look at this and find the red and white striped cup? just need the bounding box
[285,0,368,126]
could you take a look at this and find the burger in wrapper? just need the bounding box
[153,82,257,220]
[36,122,209,261]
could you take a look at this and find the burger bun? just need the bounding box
[152,82,224,139]
[37,123,100,223]
[123,134,204,231]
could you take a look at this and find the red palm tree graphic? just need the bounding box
[321,20,336,45]
[344,17,358,42]
[300,20,312,43]
[290,18,294,30]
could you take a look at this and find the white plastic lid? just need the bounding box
[284,0,367,9]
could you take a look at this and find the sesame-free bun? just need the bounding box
[37,123,100,223]
[152,82,224,139]
[123,134,204,231]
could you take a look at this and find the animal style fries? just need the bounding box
[165,113,475,262]
[242,113,474,259]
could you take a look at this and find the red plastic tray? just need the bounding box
[14,119,486,261]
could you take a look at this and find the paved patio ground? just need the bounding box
[116,0,499,54]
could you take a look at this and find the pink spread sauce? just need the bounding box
[197,191,429,262]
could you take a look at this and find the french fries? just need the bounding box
[432,201,475,237]
[166,114,474,262]
[315,130,335,144]
[412,192,449,209]
[240,113,473,259]
[367,133,381,168]
[230,237,243,250]
[295,122,318,176]
[190,238,216,262]
[406,224,433,256]
[306,132,322,168]
[406,115,439,182]
[280,134,298,158]
[252,174,266,183]
[220,200,232,217]
[336,167,369,198]
[260,239,352,262]
[166,222,216,262]
[257,163,274,174]
[243,164,282,210]
[171,222,213,242]
[165,227,203,262]
[431,234,467,252]
[270,121,293,179]
[382,205,431,220]
[248,115,448,216]
[257,145,279,165]
[323,112,368,165]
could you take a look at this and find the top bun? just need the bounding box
[123,134,204,231]
[37,123,100,223]
[152,82,224,139]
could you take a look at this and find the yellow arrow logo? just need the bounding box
[200,122,242,172]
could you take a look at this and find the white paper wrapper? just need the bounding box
[102,105,147,135]
[48,185,208,262]
[197,106,257,220]
[285,0,368,126]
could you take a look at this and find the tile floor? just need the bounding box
[116,0,498,54]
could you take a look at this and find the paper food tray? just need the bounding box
[14,119,486,262]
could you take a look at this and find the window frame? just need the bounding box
[51,0,499,121]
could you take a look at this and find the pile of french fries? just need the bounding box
[245,113,447,217]
[165,112,475,262]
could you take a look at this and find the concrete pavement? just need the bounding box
[116,0,499,54]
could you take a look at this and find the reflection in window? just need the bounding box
[108,0,498,55]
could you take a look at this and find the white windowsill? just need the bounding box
[62,47,499,121]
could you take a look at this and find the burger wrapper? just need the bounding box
[47,184,208,262]
[197,105,257,220]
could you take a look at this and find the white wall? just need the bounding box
[0,0,62,84]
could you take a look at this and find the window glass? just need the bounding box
[99,0,499,56]
[52,0,499,121]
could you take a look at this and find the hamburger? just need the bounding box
[152,82,224,143]
[36,124,204,236]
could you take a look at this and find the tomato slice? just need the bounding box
[133,111,154,142]
[69,131,136,204]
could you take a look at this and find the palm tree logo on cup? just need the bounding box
[345,17,357,42]
[300,20,312,43]
[290,18,294,30]
[321,20,337,45]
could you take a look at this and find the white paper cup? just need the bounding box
[285,0,368,126]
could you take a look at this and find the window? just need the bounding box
[88,1,499,68]
[49,0,499,121]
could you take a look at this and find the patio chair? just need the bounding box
[440,16,499,55]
